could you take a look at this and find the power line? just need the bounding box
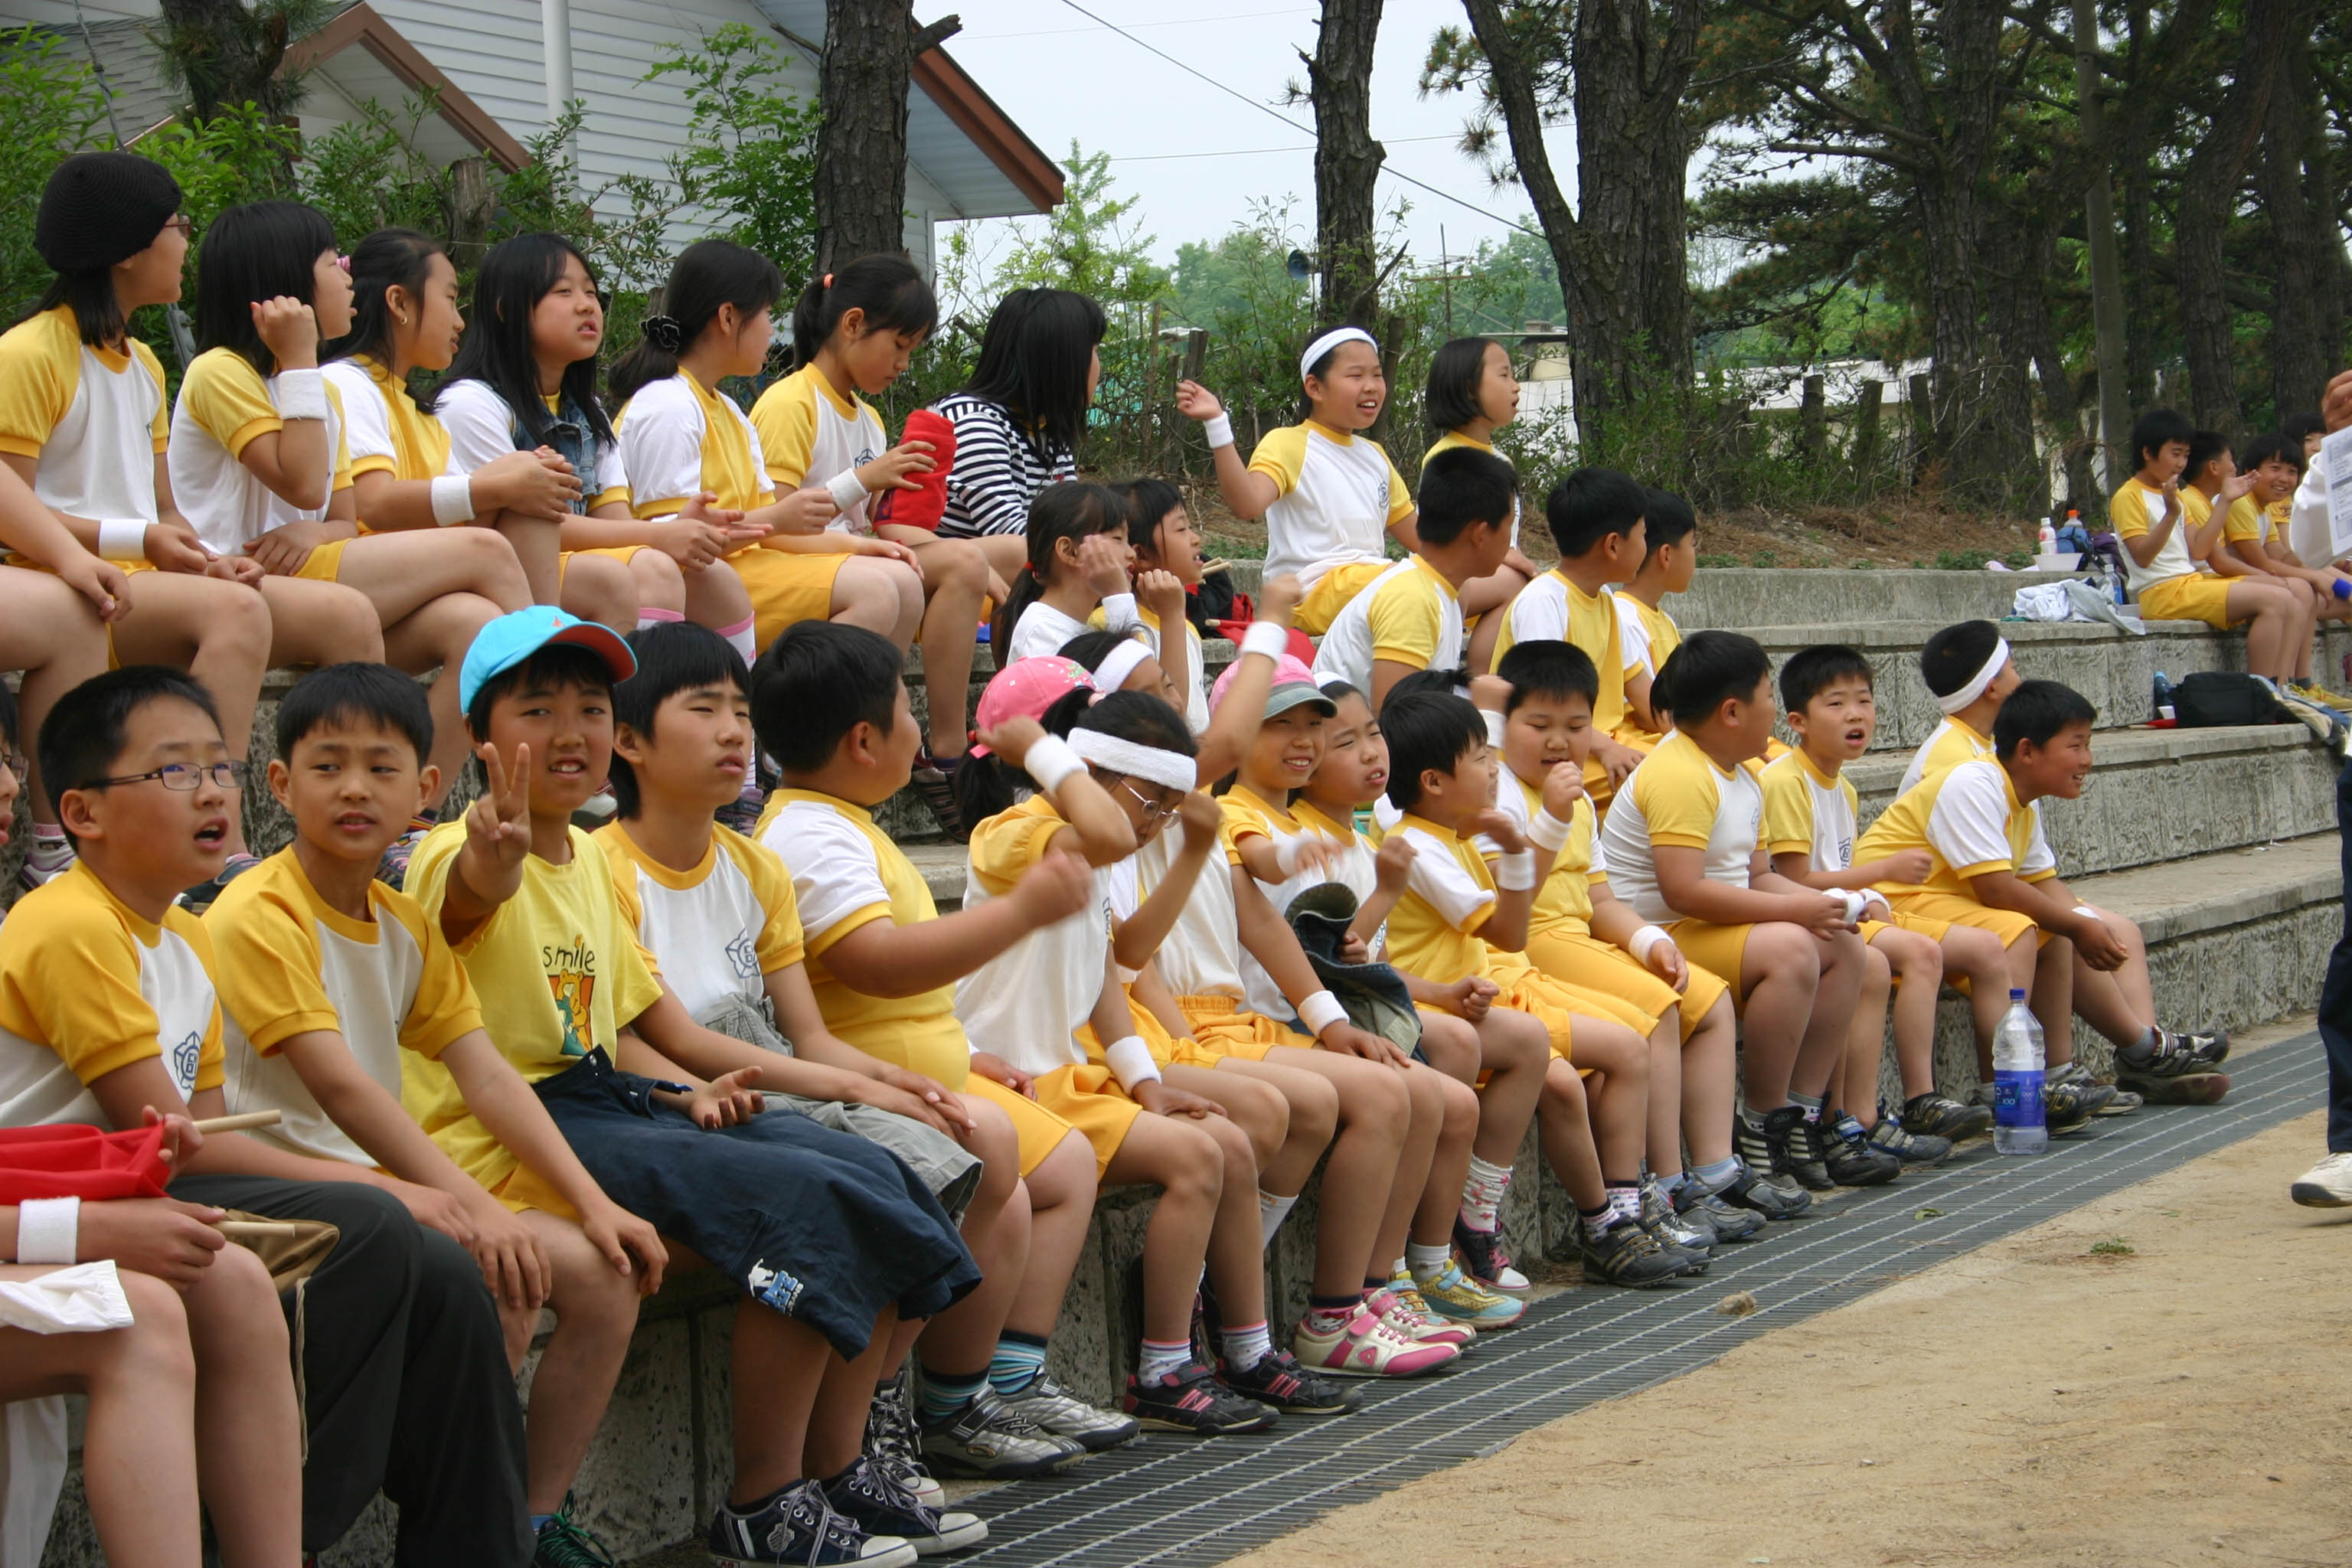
[971,8,1311,41]
[1102,132,1466,163]
[1049,0,1547,240]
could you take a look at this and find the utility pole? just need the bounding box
[2073,0,2128,486]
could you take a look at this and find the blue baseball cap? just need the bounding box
[457,606,636,714]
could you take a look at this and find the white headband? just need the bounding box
[1936,637,2011,714]
[1069,729,1197,793]
[1300,326,1377,384]
[1092,638,1154,695]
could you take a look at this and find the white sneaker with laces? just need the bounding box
[2291,1150,2352,1207]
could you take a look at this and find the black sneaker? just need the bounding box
[865,1369,942,1508]
[1774,1106,1835,1191]
[531,1494,616,1567]
[2115,1034,2232,1105]
[1122,1361,1279,1434]
[1733,1106,1776,1175]
[708,1478,914,1567]
[822,1454,988,1557]
[1642,1171,1721,1250]
[917,1384,1081,1478]
[1821,1110,1902,1184]
[1219,1348,1364,1415]
[1866,1109,1952,1167]
[2043,1076,2112,1135]
[908,750,968,842]
[1450,1217,1529,1292]
[1673,1178,1768,1240]
[1708,1165,1812,1220]
[1902,1091,1993,1142]
[2173,1027,2230,1069]
[1579,1219,1687,1289]
[178,851,262,912]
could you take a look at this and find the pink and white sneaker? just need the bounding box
[1369,1283,1475,1348]
[1292,1303,1460,1378]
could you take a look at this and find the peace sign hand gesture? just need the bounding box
[466,740,533,872]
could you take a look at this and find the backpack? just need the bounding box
[2171,671,2293,727]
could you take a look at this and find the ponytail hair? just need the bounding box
[322,228,449,410]
[609,240,782,408]
[790,252,937,368]
[988,480,1129,654]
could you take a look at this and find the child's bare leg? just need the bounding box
[727,1299,833,1504]
[1792,927,1867,1102]
[1411,1071,1481,1251]
[1259,1044,1412,1294]
[345,524,531,616]
[2,1267,200,1568]
[1642,1014,1684,1178]
[1415,1008,1484,1085]
[1874,927,1945,1108]
[907,537,987,758]
[1679,994,1739,1168]
[1102,1115,1223,1345]
[1537,1060,1606,1208]
[180,1241,302,1566]
[381,593,504,811]
[1378,1061,1455,1266]
[1733,922,1822,1108]
[0,571,109,820]
[1843,943,1893,1124]
[1195,1109,1271,1325]
[807,1306,898,1480]
[557,548,639,630]
[514,1210,642,1514]
[682,559,755,639]
[252,576,385,668]
[2071,906,2160,1047]
[1208,1057,1338,1203]
[1949,924,2021,1078]
[625,548,687,620]
[1004,1132,1096,1338]
[1566,1015,1650,1180]
[1460,564,1530,674]
[2032,933,2077,1068]
[1165,1062,1292,1177]
[829,556,923,645]
[108,573,271,854]
[914,1097,1027,1375]
[1469,1007,1547,1164]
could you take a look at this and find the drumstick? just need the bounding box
[190,1110,281,1135]
[217,1220,300,1240]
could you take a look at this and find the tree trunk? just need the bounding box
[2260,25,2339,421]
[2119,2,2159,409]
[2177,0,2287,437]
[158,0,292,122]
[812,5,962,274]
[2072,0,2130,484]
[1305,0,1386,332]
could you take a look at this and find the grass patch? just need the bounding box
[2089,1237,2136,1256]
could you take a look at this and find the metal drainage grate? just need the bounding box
[946,1035,2328,1568]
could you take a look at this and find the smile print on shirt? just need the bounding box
[543,935,599,1057]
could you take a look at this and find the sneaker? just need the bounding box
[376,825,428,892]
[1220,1346,1368,1410]
[865,1370,942,1509]
[822,1454,987,1557]
[1411,1256,1525,1328]
[570,785,619,830]
[1374,1279,1477,1347]
[2115,1032,2233,1106]
[1707,1164,1811,1220]
[908,750,968,842]
[531,1494,616,1567]
[715,791,765,838]
[1673,1178,1768,1240]
[2041,1075,2112,1135]
[178,851,262,911]
[1292,1304,1459,1379]
[2289,681,2352,712]
[917,1385,1081,1479]
[2170,1027,2231,1069]
[1901,1091,1994,1142]
[1121,1361,1280,1433]
[1733,1106,1776,1176]
[995,1373,1141,1452]
[708,1478,915,1568]
[2052,1060,2141,1116]
[17,838,74,892]
[1579,1219,1687,1289]
[2291,1150,2352,1207]
[1638,1176,1714,1262]
[1450,1218,1529,1292]
[1777,1106,1836,1191]
[1864,1108,1950,1167]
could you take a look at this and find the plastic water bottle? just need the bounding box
[1992,989,2047,1155]
[2037,519,2057,554]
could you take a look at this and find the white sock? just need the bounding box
[636,607,685,632]
[1460,1155,1512,1231]
[1258,1190,1297,1250]
[1137,1337,1191,1382]
[1217,1319,1272,1372]
[719,615,758,666]
[1405,1242,1449,1279]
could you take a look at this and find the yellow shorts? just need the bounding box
[732,547,850,649]
[963,1075,1080,1178]
[2135,573,2238,629]
[1295,560,1391,635]
[492,1159,579,1223]
[1666,919,1759,1004]
[1175,995,1290,1062]
[1524,926,1729,1040]
[1029,1063,1144,1176]
[1883,890,2043,949]
[1491,962,1615,1066]
[292,537,351,582]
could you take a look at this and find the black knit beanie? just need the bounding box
[34,152,184,273]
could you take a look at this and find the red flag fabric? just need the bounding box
[0,1123,172,1202]
[871,409,958,533]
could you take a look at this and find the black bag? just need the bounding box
[2172,671,2292,727]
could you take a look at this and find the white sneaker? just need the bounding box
[2290,1151,2352,1207]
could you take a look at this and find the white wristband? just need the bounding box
[1297,989,1349,1037]
[1201,412,1235,451]
[95,518,151,559]
[1100,592,1139,631]
[16,1196,77,1265]
[1628,924,1670,962]
[1240,619,1289,662]
[1495,848,1538,890]
[2072,905,2101,920]
[1840,890,1870,926]
[1019,733,1084,795]
[827,470,870,515]
[1274,834,1321,875]
[1525,808,1572,854]
[274,367,328,420]
[1862,887,1892,916]
[1483,708,1508,749]
[430,473,476,526]
[1103,1034,1163,1093]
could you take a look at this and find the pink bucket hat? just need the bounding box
[969,656,1096,757]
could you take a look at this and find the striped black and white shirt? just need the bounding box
[930,391,1077,537]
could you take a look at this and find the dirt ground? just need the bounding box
[1231,1102,2351,1568]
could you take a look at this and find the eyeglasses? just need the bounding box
[83,760,247,792]
[162,216,193,238]
[1117,776,1178,825]
[0,753,23,780]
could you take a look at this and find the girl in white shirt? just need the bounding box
[991,482,1142,662]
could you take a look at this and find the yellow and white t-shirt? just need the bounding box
[1760,749,1860,872]
[1614,593,1683,685]
[323,355,454,482]
[2110,477,2196,595]
[1291,799,1381,906]
[207,849,479,1166]
[1250,420,1414,589]
[617,372,773,519]
[758,789,972,1089]
[2223,494,2272,547]
[1383,812,1504,985]
[170,347,355,554]
[1596,730,1763,924]
[0,304,168,531]
[1482,766,1603,939]
[1495,570,1638,774]
[400,821,665,1192]
[1898,714,1994,795]
[1106,826,1252,1010]
[0,863,221,1128]
[955,795,1122,1078]
[438,378,630,514]
[750,364,887,535]
[1142,606,1209,735]
[595,823,803,1027]
[1011,595,1139,664]
[1854,758,2056,898]
[1310,554,1463,691]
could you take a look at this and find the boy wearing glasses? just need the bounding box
[0,665,535,1566]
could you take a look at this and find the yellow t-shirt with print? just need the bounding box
[399,819,665,1194]
[748,362,887,532]
[1248,420,1415,592]
[1493,571,1632,737]
[1759,747,1857,861]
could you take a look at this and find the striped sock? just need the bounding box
[1137,1337,1192,1382]
[1217,1319,1272,1371]
[987,1331,1049,1395]
[915,1364,988,1423]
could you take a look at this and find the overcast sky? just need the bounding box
[940,0,1577,271]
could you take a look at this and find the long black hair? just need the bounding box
[790,252,938,368]
[609,240,782,408]
[957,287,1106,456]
[194,200,339,376]
[988,481,1128,654]
[322,228,449,410]
[445,233,614,447]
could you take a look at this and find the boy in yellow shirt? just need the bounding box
[1308,444,1514,707]
[207,661,665,1562]
[1614,487,1699,748]
[2202,431,2352,708]
[1901,620,2019,793]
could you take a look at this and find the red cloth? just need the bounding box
[871,409,958,533]
[0,1122,171,1202]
